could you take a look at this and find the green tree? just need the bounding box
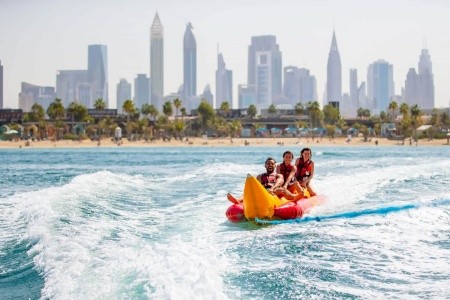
[388,100,398,122]
[306,101,323,128]
[122,99,136,122]
[247,105,257,119]
[197,100,216,132]
[410,104,422,138]
[322,104,340,125]
[29,103,46,122]
[268,104,277,116]
[219,101,231,118]
[229,119,242,138]
[294,102,304,116]
[163,101,173,118]
[94,98,106,111]
[66,101,88,122]
[47,98,65,120]
[399,103,409,117]
[173,98,182,120]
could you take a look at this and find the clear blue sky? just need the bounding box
[1,0,449,109]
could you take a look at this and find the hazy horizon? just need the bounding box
[1,0,450,110]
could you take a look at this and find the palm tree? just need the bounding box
[268,104,277,116]
[388,100,398,122]
[173,98,182,120]
[47,98,66,140]
[94,98,106,111]
[122,99,136,138]
[399,103,409,117]
[47,98,65,121]
[294,102,304,118]
[306,101,322,128]
[163,101,173,119]
[220,101,231,118]
[247,105,257,119]
[410,104,422,139]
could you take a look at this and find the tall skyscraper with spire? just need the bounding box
[326,31,342,108]
[150,12,164,110]
[405,48,435,109]
[215,53,232,109]
[88,44,108,107]
[183,22,196,111]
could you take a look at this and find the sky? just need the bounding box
[1,0,450,110]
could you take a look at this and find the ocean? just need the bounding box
[0,145,449,299]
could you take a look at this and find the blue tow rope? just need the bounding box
[255,199,450,225]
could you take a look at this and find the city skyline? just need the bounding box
[1,0,449,110]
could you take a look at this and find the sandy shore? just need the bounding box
[0,136,449,149]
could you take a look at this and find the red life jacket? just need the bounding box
[279,163,295,184]
[296,159,312,181]
[260,171,277,189]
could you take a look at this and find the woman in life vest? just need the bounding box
[276,151,304,201]
[294,148,317,196]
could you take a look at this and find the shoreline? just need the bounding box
[0,136,449,149]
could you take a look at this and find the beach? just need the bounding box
[0,136,448,149]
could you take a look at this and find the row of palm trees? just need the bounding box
[14,96,450,142]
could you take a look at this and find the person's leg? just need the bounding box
[306,184,316,196]
[227,193,242,204]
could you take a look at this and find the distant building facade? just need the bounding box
[404,48,435,109]
[238,84,256,109]
[0,60,3,108]
[367,59,394,114]
[19,82,57,112]
[56,70,91,107]
[283,66,317,107]
[134,74,150,111]
[215,53,233,109]
[116,78,132,114]
[183,22,197,112]
[326,31,342,108]
[247,36,282,108]
[88,44,108,107]
[150,12,164,111]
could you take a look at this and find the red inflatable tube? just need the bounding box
[225,195,326,222]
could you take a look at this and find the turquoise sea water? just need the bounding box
[0,145,449,299]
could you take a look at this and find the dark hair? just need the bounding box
[282,150,294,158]
[265,157,276,164]
[301,148,312,157]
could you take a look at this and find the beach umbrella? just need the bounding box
[4,130,19,135]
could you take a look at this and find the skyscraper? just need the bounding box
[134,74,150,111]
[56,70,90,107]
[283,66,317,106]
[405,48,434,109]
[183,22,196,111]
[215,53,233,109]
[349,69,358,105]
[0,60,3,108]
[150,12,164,110]
[326,31,342,108]
[247,36,282,106]
[88,44,108,107]
[117,78,132,114]
[18,82,56,112]
[367,59,394,114]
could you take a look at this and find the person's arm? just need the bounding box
[273,174,284,190]
[303,161,314,185]
[283,165,297,188]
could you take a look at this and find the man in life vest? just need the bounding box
[294,148,316,196]
[227,157,297,203]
